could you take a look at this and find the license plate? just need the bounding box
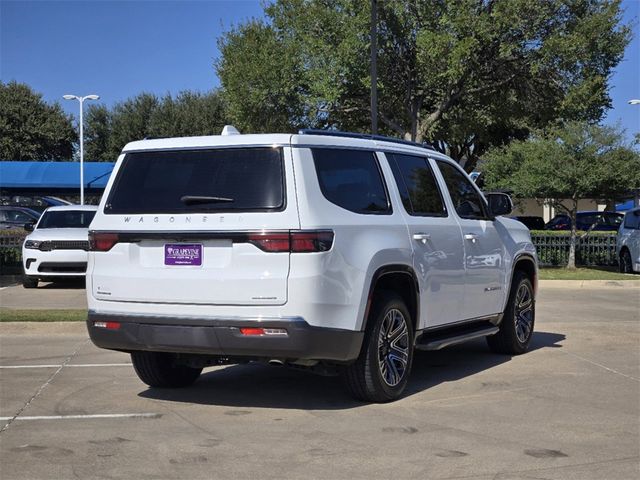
[164,244,203,266]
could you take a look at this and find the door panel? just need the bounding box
[433,160,505,319]
[457,218,506,318]
[384,153,465,328]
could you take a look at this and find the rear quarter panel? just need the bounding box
[291,147,413,330]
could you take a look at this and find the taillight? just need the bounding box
[246,230,334,253]
[247,233,290,252]
[89,232,120,252]
[290,230,334,252]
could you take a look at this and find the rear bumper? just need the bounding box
[87,311,364,363]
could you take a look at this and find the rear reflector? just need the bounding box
[94,321,121,330]
[89,232,119,252]
[239,327,288,337]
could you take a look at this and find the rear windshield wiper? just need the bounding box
[180,195,235,205]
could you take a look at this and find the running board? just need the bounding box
[415,323,499,351]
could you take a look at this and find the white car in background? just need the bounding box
[22,205,97,288]
[618,207,640,273]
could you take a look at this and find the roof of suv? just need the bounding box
[44,205,98,212]
[122,132,447,160]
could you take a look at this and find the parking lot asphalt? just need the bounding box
[0,285,639,480]
[0,280,87,310]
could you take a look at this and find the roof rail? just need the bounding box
[298,129,435,151]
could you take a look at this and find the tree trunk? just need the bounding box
[603,198,616,211]
[567,200,578,270]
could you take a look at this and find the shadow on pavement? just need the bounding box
[138,331,565,410]
[0,275,21,287]
[38,279,86,289]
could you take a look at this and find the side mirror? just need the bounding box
[24,222,34,232]
[486,193,513,217]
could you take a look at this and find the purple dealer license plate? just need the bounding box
[164,244,203,266]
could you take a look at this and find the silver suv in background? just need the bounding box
[618,207,640,273]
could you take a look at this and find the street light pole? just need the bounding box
[63,94,100,205]
[628,99,640,206]
[370,0,378,135]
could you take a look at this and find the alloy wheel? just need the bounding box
[514,283,534,343]
[377,308,409,387]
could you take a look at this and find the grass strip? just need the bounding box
[539,267,640,281]
[0,309,86,322]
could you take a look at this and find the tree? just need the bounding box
[217,0,630,169]
[482,122,640,268]
[0,81,76,160]
[84,104,112,161]
[149,90,227,138]
[84,90,228,160]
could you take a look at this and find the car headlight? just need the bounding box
[24,240,51,251]
[24,240,42,249]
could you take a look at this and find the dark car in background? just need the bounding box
[545,211,624,231]
[0,206,41,229]
[511,216,546,231]
[0,195,72,213]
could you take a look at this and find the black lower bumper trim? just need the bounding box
[87,311,363,363]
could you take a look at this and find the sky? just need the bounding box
[1,0,639,138]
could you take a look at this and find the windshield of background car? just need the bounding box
[104,148,285,214]
[601,213,623,227]
[38,211,96,229]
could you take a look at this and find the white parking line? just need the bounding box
[0,363,132,369]
[0,413,161,421]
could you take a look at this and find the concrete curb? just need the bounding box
[538,279,640,289]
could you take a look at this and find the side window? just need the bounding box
[625,212,640,229]
[312,148,391,215]
[388,154,447,217]
[9,210,31,223]
[436,160,488,220]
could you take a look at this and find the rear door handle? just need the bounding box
[464,233,479,243]
[412,233,431,243]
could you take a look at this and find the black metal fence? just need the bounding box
[0,231,26,274]
[531,232,618,267]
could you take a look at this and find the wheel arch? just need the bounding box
[510,253,538,299]
[360,265,419,333]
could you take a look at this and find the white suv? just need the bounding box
[22,205,97,288]
[86,129,537,402]
[618,207,640,273]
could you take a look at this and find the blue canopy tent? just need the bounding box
[0,161,115,195]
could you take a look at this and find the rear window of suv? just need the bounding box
[105,148,285,214]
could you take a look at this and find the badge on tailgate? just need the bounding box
[164,244,203,266]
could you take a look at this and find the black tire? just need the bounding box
[619,249,634,274]
[22,276,38,289]
[342,291,414,402]
[487,271,535,355]
[131,351,202,388]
